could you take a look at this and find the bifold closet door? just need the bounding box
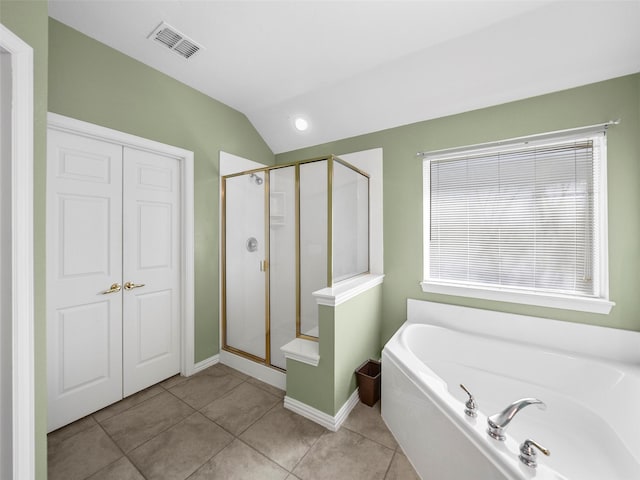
[47,131,182,432]
[46,130,124,432]
[122,147,181,396]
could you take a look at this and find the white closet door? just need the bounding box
[46,129,123,432]
[122,147,181,396]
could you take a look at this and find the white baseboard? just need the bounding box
[192,354,219,374]
[219,350,286,390]
[284,388,360,432]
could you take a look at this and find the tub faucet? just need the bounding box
[487,398,546,441]
[519,438,551,468]
[459,384,478,417]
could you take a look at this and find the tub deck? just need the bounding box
[381,300,640,480]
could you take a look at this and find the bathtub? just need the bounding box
[381,299,640,480]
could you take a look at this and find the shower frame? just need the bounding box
[221,155,370,370]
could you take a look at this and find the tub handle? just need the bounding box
[459,384,478,417]
[519,438,550,468]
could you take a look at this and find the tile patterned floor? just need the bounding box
[48,363,420,480]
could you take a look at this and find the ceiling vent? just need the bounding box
[148,22,202,59]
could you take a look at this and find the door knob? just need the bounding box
[101,283,122,294]
[124,281,145,291]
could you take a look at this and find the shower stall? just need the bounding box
[222,155,370,370]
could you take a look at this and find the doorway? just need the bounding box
[46,114,195,432]
[0,23,35,480]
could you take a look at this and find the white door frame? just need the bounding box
[47,113,196,378]
[0,23,35,480]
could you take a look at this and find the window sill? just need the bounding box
[420,281,615,314]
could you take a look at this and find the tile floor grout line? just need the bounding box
[342,423,398,452]
[92,386,166,426]
[111,404,197,458]
[122,410,224,480]
[48,364,417,479]
[382,449,397,480]
[48,414,96,443]
[201,394,282,438]
[236,400,302,473]
[234,436,295,475]
[185,394,294,477]
[195,378,249,412]
[287,426,330,476]
[87,420,149,480]
[181,433,236,480]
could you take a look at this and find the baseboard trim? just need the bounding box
[284,388,360,431]
[192,354,220,374]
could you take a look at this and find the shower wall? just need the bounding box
[223,156,369,371]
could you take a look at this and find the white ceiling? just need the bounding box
[48,1,640,154]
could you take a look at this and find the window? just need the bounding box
[421,128,614,314]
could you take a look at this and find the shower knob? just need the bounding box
[246,237,258,252]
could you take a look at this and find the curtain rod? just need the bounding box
[416,119,621,159]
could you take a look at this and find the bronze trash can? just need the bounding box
[355,359,381,407]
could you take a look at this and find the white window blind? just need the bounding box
[425,132,605,299]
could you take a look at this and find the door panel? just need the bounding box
[59,195,112,276]
[224,172,267,360]
[122,147,181,396]
[58,301,112,392]
[47,129,123,432]
[136,290,173,363]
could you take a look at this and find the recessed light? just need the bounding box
[293,116,309,132]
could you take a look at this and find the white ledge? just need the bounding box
[421,281,615,315]
[280,338,320,367]
[313,274,385,307]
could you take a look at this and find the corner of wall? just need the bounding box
[1,2,49,479]
[285,281,384,421]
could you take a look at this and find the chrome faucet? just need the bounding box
[459,384,478,417]
[519,438,551,468]
[487,398,546,441]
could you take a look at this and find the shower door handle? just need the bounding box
[260,260,269,272]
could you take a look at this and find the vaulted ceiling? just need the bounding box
[48,1,640,153]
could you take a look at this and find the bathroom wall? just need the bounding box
[1,1,49,477]
[286,284,382,416]
[277,73,640,344]
[47,19,275,363]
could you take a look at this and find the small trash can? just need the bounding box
[355,359,381,407]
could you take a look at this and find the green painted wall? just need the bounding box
[333,284,382,411]
[286,285,382,416]
[286,306,336,414]
[1,1,49,477]
[277,74,640,345]
[48,19,275,362]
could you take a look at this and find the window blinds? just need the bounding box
[426,134,602,297]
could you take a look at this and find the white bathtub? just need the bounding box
[381,299,640,480]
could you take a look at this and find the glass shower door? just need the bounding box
[223,172,267,360]
[269,166,296,369]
